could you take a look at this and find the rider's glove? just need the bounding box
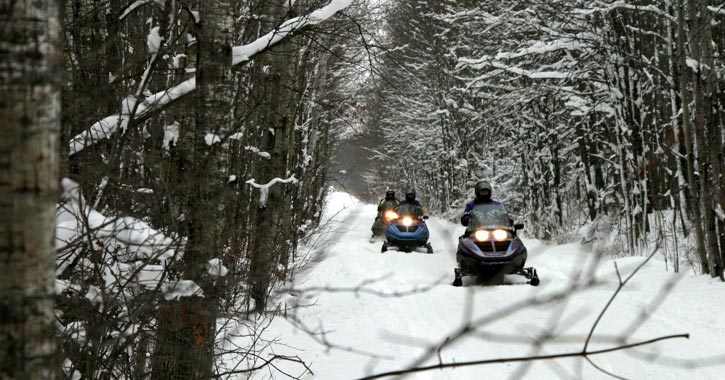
[461,214,471,226]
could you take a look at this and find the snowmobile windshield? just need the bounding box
[397,203,423,218]
[468,204,510,229]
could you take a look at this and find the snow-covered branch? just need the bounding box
[245,175,298,208]
[232,0,352,65]
[573,1,675,21]
[69,78,196,155]
[69,0,353,156]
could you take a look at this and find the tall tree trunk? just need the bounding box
[676,0,708,273]
[246,0,297,312]
[0,0,61,378]
[151,1,234,378]
[693,0,723,278]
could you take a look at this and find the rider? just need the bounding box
[376,190,399,219]
[398,188,425,219]
[460,181,511,227]
[371,189,399,239]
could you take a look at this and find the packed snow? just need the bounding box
[225,192,725,379]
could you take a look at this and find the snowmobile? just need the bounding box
[381,203,433,253]
[452,204,539,286]
[370,208,399,242]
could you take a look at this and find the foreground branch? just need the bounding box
[355,334,689,380]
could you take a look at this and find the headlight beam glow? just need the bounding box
[492,229,508,241]
[474,230,490,241]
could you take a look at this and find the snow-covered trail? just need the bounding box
[245,194,725,380]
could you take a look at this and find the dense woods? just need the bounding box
[1,0,724,378]
[367,0,725,277]
[3,0,366,378]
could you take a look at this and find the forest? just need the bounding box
[1,0,724,379]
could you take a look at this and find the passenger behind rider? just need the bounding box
[398,188,425,219]
[460,181,513,227]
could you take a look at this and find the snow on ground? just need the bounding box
[232,193,725,380]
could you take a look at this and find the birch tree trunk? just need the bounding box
[151,1,234,378]
[0,0,61,378]
[246,0,297,312]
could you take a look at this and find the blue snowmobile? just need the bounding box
[381,203,433,253]
[453,204,539,286]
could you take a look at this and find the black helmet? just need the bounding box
[385,190,395,200]
[405,188,416,202]
[474,181,492,202]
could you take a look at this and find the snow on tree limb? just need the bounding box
[245,175,298,208]
[119,0,156,21]
[232,0,353,65]
[708,5,725,15]
[573,1,675,21]
[69,78,196,155]
[69,0,353,156]
[245,175,298,189]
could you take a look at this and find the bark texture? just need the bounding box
[0,0,61,378]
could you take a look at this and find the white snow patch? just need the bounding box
[190,10,200,23]
[172,54,186,68]
[163,121,179,150]
[84,285,104,311]
[207,259,229,278]
[205,133,221,145]
[707,5,725,15]
[162,280,203,300]
[136,265,165,288]
[716,204,725,221]
[147,26,162,54]
[245,146,271,159]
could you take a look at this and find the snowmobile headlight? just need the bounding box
[402,217,413,226]
[492,229,509,241]
[474,230,490,241]
[384,211,398,220]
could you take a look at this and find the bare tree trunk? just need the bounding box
[151,1,234,378]
[676,0,708,273]
[246,0,298,312]
[693,0,723,278]
[0,0,61,378]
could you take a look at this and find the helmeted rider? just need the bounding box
[398,188,425,219]
[371,189,399,239]
[376,190,399,219]
[460,181,511,227]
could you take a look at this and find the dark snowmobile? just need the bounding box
[370,208,398,242]
[453,204,539,286]
[381,203,433,253]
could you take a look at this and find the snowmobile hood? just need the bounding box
[458,235,526,262]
